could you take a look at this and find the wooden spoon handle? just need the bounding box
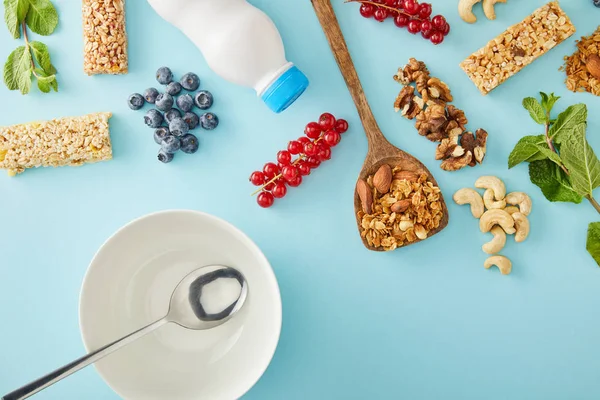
[311,0,387,147]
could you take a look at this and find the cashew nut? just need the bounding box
[479,209,516,234]
[484,255,512,275]
[505,192,532,216]
[482,226,506,254]
[483,189,506,210]
[504,206,520,215]
[453,188,485,218]
[512,212,530,243]
[483,0,506,20]
[458,0,482,23]
[475,176,506,201]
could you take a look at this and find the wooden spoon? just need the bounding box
[311,0,449,251]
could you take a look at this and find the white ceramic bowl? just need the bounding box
[79,210,281,400]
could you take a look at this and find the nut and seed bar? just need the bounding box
[82,0,128,75]
[460,1,576,95]
[0,112,113,176]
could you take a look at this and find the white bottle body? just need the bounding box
[147,0,290,95]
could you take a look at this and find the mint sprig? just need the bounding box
[508,93,600,267]
[3,0,58,94]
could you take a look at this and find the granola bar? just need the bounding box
[561,26,600,96]
[0,112,113,176]
[83,0,128,75]
[460,1,576,95]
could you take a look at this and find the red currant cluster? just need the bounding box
[353,0,450,45]
[250,113,349,208]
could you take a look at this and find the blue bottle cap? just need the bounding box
[261,66,309,113]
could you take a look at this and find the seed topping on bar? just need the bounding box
[460,1,576,95]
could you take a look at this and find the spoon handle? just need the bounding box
[311,0,387,148]
[2,318,168,400]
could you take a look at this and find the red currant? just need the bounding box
[297,161,311,176]
[373,8,389,22]
[404,0,419,15]
[303,142,318,157]
[287,175,303,187]
[323,130,341,147]
[335,119,348,133]
[249,171,265,186]
[418,3,432,18]
[420,20,432,32]
[306,156,321,169]
[281,165,299,182]
[431,15,446,30]
[384,0,397,6]
[359,3,375,17]
[318,113,336,131]
[257,191,274,208]
[297,137,311,145]
[441,22,450,36]
[317,143,332,161]
[288,140,303,155]
[263,162,280,179]
[394,14,409,27]
[272,182,287,199]
[421,29,433,39]
[264,179,277,191]
[407,20,420,34]
[430,31,444,45]
[304,122,321,139]
[277,150,292,165]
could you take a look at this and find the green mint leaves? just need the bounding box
[509,92,600,267]
[2,0,58,94]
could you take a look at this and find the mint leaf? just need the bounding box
[523,97,547,125]
[4,0,29,38]
[508,135,561,168]
[549,104,587,144]
[3,45,32,93]
[529,159,583,203]
[539,92,560,114]
[34,67,56,92]
[561,123,600,196]
[25,0,57,36]
[587,222,600,267]
[30,41,55,74]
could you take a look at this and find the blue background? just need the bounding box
[1,0,600,399]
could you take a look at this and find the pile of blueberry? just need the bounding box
[127,67,219,163]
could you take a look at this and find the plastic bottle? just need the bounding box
[147,0,309,113]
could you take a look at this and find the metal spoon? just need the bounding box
[2,265,248,400]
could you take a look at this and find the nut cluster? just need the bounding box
[453,176,532,275]
[356,164,444,251]
[394,58,488,171]
[561,26,600,97]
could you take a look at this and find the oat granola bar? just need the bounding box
[0,112,113,176]
[561,26,600,96]
[460,1,575,95]
[83,0,128,75]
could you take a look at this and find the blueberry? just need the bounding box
[154,127,170,145]
[161,135,181,153]
[155,93,174,112]
[144,88,159,104]
[183,112,199,130]
[164,108,182,124]
[165,82,182,96]
[158,149,175,163]
[180,72,200,91]
[595,0,600,7]
[180,134,199,154]
[169,117,190,136]
[127,93,145,110]
[144,109,164,128]
[199,112,219,130]
[176,94,194,112]
[156,67,173,85]
[194,90,213,110]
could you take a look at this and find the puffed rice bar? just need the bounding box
[460,1,575,95]
[83,0,128,75]
[0,112,113,176]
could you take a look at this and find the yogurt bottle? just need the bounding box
[148,0,309,113]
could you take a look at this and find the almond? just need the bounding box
[587,54,600,80]
[356,179,373,214]
[393,171,419,182]
[373,164,393,193]
[391,199,411,213]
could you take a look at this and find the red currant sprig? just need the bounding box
[250,113,349,208]
[351,0,450,45]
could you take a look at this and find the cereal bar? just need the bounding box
[82,0,128,75]
[0,112,113,176]
[460,1,576,95]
